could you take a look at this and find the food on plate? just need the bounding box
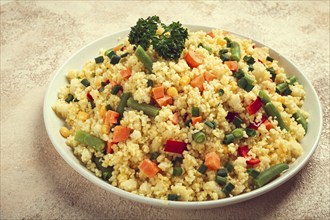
[53,16,308,201]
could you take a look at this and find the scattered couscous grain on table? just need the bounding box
[53,16,308,201]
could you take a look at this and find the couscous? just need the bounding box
[53,16,308,201]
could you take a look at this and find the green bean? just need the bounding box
[111,85,122,95]
[74,130,105,151]
[223,133,235,144]
[65,94,74,103]
[92,156,113,181]
[233,116,242,128]
[168,194,180,201]
[110,55,121,65]
[276,82,289,94]
[243,55,255,64]
[105,104,113,111]
[135,45,153,73]
[293,111,308,132]
[192,107,200,117]
[247,168,260,178]
[253,163,289,188]
[266,56,273,62]
[258,90,271,104]
[230,42,241,61]
[198,43,212,54]
[288,76,297,85]
[222,182,235,195]
[224,162,234,172]
[263,102,289,130]
[197,163,208,174]
[150,152,160,161]
[218,89,224,96]
[116,92,131,117]
[172,167,183,176]
[216,176,227,186]
[232,128,245,139]
[204,120,216,129]
[245,128,256,137]
[127,97,160,117]
[217,168,228,177]
[233,69,245,79]
[81,78,90,87]
[193,131,206,143]
[95,56,104,64]
[147,79,154,87]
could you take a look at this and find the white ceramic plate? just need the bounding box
[43,25,323,209]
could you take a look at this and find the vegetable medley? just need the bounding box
[53,16,308,201]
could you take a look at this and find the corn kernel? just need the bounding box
[99,105,106,117]
[166,87,178,97]
[101,124,110,134]
[59,127,71,138]
[95,78,101,87]
[77,111,89,121]
[223,146,228,154]
[180,75,191,86]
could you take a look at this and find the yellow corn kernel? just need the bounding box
[95,78,101,87]
[59,127,71,138]
[223,146,228,154]
[101,124,110,134]
[180,75,191,86]
[166,87,178,97]
[77,111,89,121]
[99,105,106,117]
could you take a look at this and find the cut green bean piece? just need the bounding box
[248,63,254,72]
[65,94,74,103]
[197,163,208,174]
[110,55,121,65]
[219,49,229,54]
[233,116,242,128]
[150,152,160,161]
[173,167,183,176]
[105,104,113,111]
[266,56,273,62]
[95,56,104,64]
[225,162,234,172]
[204,120,216,129]
[230,42,241,61]
[223,133,235,144]
[121,52,129,58]
[111,85,122,95]
[293,111,308,132]
[288,76,297,85]
[224,37,232,47]
[106,50,116,58]
[184,119,192,127]
[193,131,206,143]
[216,176,227,186]
[258,90,271,104]
[147,79,154,87]
[92,156,113,180]
[233,69,245,79]
[247,168,260,178]
[218,89,224,96]
[222,182,235,195]
[238,77,247,89]
[263,102,289,130]
[168,194,180,201]
[198,43,212,54]
[243,55,255,64]
[232,128,245,139]
[135,45,153,73]
[276,82,289,94]
[116,92,131,117]
[254,163,289,188]
[127,97,160,117]
[220,53,230,61]
[81,78,90,87]
[282,87,292,96]
[246,128,256,137]
[217,168,228,177]
[74,130,105,151]
[192,107,200,117]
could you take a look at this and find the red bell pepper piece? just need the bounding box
[246,158,261,165]
[249,115,267,130]
[246,97,263,115]
[164,140,187,154]
[238,145,249,157]
[87,91,94,101]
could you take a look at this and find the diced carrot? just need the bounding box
[190,74,205,92]
[192,116,202,126]
[139,159,160,178]
[224,61,238,72]
[113,44,123,52]
[103,110,119,126]
[112,126,131,142]
[204,152,220,170]
[206,32,215,38]
[120,68,132,79]
[204,71,217,82]
[152,86,165,99]
[263,119,273,130]
[169,112,179,125]
[185,51,204,68]
[106,140,114,154]
[155,95,173,107]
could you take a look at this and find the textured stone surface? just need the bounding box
[1,1,329,219]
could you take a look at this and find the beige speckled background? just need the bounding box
[1,1,329,219]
